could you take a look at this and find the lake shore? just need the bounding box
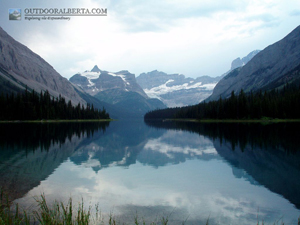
[165,118,300,123]
[0,119,114,123]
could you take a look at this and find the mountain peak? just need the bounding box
[91,65,101,73]
[230,50,261,70]
[70,68,148,98]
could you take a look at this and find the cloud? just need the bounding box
[107,0,246,32]
[290,10,300,16]
[16,156,300,225]
[1,0,300,78]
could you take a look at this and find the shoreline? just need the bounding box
[163,118,300,123]
[0,119,114,123]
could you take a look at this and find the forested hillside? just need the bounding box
[0,88,110,121]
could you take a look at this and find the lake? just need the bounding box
[0,120,299,224]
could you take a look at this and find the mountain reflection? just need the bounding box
[3,120,300,224]
[2,119,300,216]
[70,120,165,170]
[69,120,220,170]
[0,122,110,200]
[145,120,300,209]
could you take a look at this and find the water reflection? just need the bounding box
[70,120,165,170]
[69,120,220,170]
[0,122,110,200]
[145,120,300,152]
[145,121,300,209]
[1,120,299,224]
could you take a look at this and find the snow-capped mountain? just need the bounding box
[136,71,220,107]
[70,65,148,98]
[70,66,166,118]
[136,50,261,107]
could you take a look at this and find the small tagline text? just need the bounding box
[25,16,71,21]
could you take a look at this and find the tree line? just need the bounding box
[0,88,110,120]
[145,84,300,120]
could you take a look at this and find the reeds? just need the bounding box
[0,190,92,225]
[0,189,299,225]
[0,189,31,224]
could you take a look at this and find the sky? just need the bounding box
[1,0,300,79]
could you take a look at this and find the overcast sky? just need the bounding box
[1,0,300,79]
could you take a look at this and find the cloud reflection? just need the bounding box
[14,124,300,225]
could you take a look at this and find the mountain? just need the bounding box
[0,27,86,106]
[136,50,260,108]
[0,26,148,119]
[70,67,166,118]
[207,25,300,101]
[70,66,148,98]
[136,70,220,107]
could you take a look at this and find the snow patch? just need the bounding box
[79,71,101,88]
[87,79,95,87]
[144,79,217,99]
[108,72,130,85]
[200,83,217,90]
[81,71,101,80]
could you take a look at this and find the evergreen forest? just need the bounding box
[0,88,110,120]
[145,84,300,120]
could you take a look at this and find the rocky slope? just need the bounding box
[208,25,300,101]
[0,27,85,106]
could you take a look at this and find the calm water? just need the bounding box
[0,120,300,224]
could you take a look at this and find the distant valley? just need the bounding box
[69,51,261,111]
[3,20,296,121]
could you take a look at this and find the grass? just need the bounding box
[1,190,299,225]
[0,191,96,225]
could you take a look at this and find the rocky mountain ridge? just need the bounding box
[70,66,148,98]
[0,27,86,106]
